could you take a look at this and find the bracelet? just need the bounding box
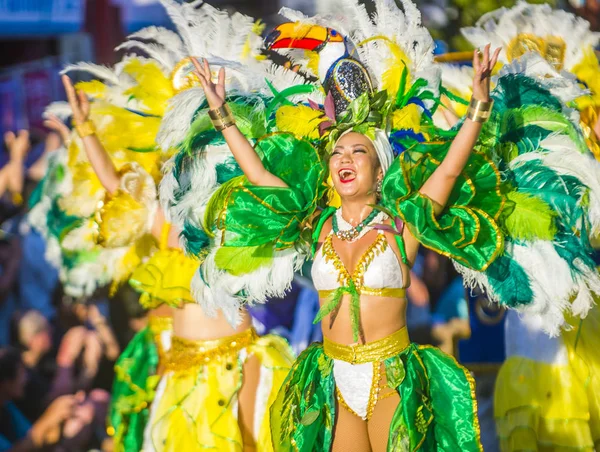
[467,98,494,123]
[208,104,236,131]
[75,120,96,138]
[11,192,23,206]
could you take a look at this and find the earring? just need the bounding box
[376,179,382,194]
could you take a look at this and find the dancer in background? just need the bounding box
[460,4,600,449]
[47,1,295,449]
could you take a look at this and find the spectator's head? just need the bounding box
[73,303,89,323]
[0,347,27,400]
[18,310,52,355]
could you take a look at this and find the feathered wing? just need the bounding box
[451,56,600,336]
[29,46,177,295]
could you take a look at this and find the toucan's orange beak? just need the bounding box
[265,23,342,51]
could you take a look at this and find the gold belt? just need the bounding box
[317,287,406,299]
[323,327,410,364]
[165,328,257,372]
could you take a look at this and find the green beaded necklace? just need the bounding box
[332,208,380,242]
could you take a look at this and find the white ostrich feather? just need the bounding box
[44,102,72,121]
[115,41,176,71]
[495,53,587,105]
[126,26,186,61]
[462,1,600,71]
[61,62,119,85]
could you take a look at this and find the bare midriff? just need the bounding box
[320,294,408,345]
[173,303,253,341]
[317,219,411,345]
[149,303,173,318]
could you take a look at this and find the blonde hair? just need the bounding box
[19,310,49,347]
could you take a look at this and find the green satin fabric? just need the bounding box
[211,133,326,274]
[108,326,159,452]
[381,141,504,271]
[270,343,482,452]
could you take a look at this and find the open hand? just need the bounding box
[4,130,30,162]
[61,74,90,125]
[472,44,501,102]
[44,113,72,145]
[191,57,226,109]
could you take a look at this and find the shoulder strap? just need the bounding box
[311,206,336,257]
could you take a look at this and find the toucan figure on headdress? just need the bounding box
[266,22,373,116]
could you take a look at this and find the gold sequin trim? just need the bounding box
[365,361,381,420]
[336,386,361,418]
[318,287,406,299]
[148,315,173,371]
[323,327,410,365]
[321,233,389,291]
[165,328,257,372]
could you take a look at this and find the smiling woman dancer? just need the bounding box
[167,0,600,450]
[190,10,497,452]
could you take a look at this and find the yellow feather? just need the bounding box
[75,80,106,99]
[326,175,341,208]
[122,58,173,116]
[275,105,324,140]
[358,36,412,97]
[305,50,320,77]
[572,48,600,112]
[391,104,421,132]
[242,20,265,58]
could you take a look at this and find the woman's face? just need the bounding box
[329,132,382,200]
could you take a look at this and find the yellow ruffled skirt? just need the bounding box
[142,328,294,452]
[495,307,600,451]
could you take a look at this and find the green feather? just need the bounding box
[485,254,533,308]
[503,191,557,240]
[203,176,245,235]
[181,220,209,256]
[214,243,273,276]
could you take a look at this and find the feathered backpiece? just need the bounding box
[143,0,600,337]
[462,1,600,158]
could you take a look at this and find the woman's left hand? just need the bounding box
[472,44,501,102]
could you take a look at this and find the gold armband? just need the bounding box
[208,104,236,131]
[75,120,96,138]
[467,98,494,123]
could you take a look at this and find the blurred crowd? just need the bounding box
[0,128,471,451]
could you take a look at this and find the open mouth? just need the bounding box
[338,168,356,183]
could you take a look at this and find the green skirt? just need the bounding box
[270,342,482,451]
[108,326,160,452]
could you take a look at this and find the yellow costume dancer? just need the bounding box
[461,3,600,449]
[146,328,293,451]
[59,1,296,450]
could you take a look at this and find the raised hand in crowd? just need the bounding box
[1,130,30,203]
[43,114,71,147]
[7,393,79,452]
[87,305,120,361]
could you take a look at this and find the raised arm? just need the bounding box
[3,130,30,205]
[402,45,499,265]
[191,57,287,187]
[419,45,500,209]
[61,75,120,194]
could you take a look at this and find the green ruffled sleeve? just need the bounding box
[208,133,326,275]
[380,141,505,271]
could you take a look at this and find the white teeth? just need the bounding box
[339,169,356,181]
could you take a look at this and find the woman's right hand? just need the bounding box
[191,57,226,109]
[61,74,90,125]
[44,114,72,145]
